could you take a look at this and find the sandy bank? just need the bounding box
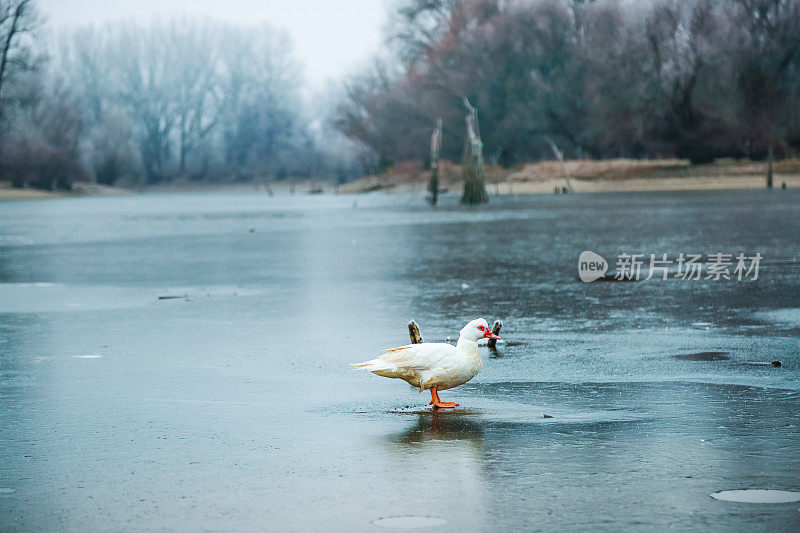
[0,181,134,200]
[340,158,800,194]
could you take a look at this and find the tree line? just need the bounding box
[335,0,800,171]
[2,0,799,191]
[0,1,359,190]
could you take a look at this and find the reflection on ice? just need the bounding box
[390,412,484,445]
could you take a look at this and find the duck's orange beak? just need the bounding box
[483,330,500,340]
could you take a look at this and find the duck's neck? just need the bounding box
[456,336,480,355]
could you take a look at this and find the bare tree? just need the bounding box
[52,18,311,186]
[0,0,36,126]
[428,117,442,204]
[545,135,573,193]
[5,14,319,189]
[731,0,800,184]
[3,75,86,190]
[0,0,33,105]
[461,98,488,204]
[168,20,223,178]
[216,24,304,180]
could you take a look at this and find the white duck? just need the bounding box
[351,318,500,408]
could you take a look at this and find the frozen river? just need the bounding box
[1,190,799,531]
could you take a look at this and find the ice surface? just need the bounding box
[1,190,799,530]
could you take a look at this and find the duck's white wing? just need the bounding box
[350,342,457,381]
[377,342,457,370]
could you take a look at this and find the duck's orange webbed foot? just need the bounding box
[429,387,459,409]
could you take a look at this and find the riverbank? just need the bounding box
[4,158,799,200]
[0,180,320,200]
[340,158,800,194]
[0,181,135,200]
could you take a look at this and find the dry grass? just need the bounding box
[506,158,689,182]
[0,181,65,199]
[508,157,800,183]
[340,157,800,194]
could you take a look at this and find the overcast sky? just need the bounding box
[37,0,387,86]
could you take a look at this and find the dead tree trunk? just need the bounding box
[545,135,574,193]
[408,320,423,344]
[461,98,489,205]
[487,320,502,350]
[428,118,442,205]
[766,144,774,189]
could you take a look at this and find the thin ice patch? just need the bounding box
[710,490,800,503]
[72,355,102,359]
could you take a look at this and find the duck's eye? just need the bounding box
[478,326,485,331]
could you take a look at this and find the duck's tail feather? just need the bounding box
[350,358,403,378]
[350,358,379,369]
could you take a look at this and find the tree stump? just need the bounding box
[545,135,574,193]
[408,320,423,344]
[767,145,774,189]
[487,319,502,350]
[428,118,442,205]
[461,98,489,205]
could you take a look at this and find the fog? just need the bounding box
[37,0,385,85]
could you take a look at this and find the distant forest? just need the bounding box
[1,0,799,190]
[337,0,800,169]
[0,1,359,190]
